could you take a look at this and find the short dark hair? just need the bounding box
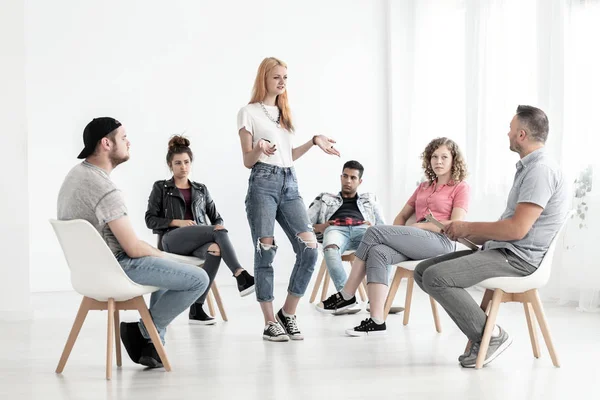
[342,160,364,178]
[516,105,549,143]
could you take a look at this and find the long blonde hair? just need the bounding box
[249,57,294,132]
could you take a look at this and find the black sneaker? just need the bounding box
[236,270,255,297]
[139,343,163,369]
[316,292,358,315]
[276,309,304,340]
[189,303,216,325]
[263,321,290,342]
[345,318,387,337]
[120,322,146,365]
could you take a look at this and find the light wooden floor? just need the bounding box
[1,284,598,400]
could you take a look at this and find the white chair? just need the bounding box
[50,219,171,380]
[163,252,228,321]
[309,250,367,303]
[469,211,573,369]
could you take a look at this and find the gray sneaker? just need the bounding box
[460,326,513,368]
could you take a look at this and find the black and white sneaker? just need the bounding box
[316,292,359,315]
[189,303,216,325]
[276,309,304,340]
[263,321,290,342]
[236,270,255,297]
[345,318,387,337]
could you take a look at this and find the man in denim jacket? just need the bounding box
[307,161,385,309]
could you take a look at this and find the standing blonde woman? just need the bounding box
[238,57,340,341]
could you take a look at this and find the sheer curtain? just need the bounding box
[388,0,600,310]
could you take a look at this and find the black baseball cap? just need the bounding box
[77,117,122,159]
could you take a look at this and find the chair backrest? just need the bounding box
[50,219,157,301]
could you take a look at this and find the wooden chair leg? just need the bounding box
[529,289,560,367]
[56,296,92,374]
[206,291,216,317]
[106,298,115,380]
[133,296,172,371]
[358,278,367,302]
[465,289,495,353]
[310,260,327,303]
[524,301,541,358]
[429,296,442,333]
[114,310,122,367]
[402,274,415,326]
[321,270,330,302]
[211,282,228,322]
[475,289,504,369]
[384,269,402,318]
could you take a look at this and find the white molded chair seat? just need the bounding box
[162,251,228,321]
[50,219,171,379]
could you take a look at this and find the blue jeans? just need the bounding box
[117,253,209,343]
[322,225,368,291]
[245,162,318,302]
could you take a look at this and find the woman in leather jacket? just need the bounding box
[145,135,255,324]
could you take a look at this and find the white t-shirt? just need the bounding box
[237,102,294,167]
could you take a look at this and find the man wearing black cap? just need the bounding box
[57,117,209,369]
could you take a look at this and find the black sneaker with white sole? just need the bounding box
[189,303,216,325]
[276,309,304,340]
[460,326,513,368]
[345,318,387,337]
[263,321,290,342]
[316,292,358,315]
[236,270,255,297]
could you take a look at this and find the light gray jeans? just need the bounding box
[414,248,537,342]
[355,225,455,285]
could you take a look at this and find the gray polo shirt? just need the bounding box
[57,161,127,255]
[484,148,569,267]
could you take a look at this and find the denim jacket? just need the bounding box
[145,178,224,235]
[307,192,385,227]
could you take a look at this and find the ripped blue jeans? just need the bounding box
[245,162,318,302]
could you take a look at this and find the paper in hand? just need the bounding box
[425,213,479,251]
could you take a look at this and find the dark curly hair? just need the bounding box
[166,135,193,166]
[420,137,467,185]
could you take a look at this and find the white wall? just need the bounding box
[26,0,390,292]
[0,0,31,318]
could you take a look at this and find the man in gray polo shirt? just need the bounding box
[414,105,568,368]
[57,117,209,369]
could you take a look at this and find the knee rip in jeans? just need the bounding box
[207,243,221,257]
[296,233,318,250]
[256,237,277,254]
[323,244,340,253]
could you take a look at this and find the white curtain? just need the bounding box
[388,0,600,310]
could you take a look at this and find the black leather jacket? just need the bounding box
[145,178,224,235]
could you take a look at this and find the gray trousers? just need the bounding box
[162,225,243,304]
[414,248,537,342]
[355,225,455,285]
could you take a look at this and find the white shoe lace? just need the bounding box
[267,322,286,336]
[283,315,300,334]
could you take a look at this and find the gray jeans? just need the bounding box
[414,249,537,342]
[162,225,244,304]
[355,225,455,285]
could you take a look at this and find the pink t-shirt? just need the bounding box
[407,180,470,222]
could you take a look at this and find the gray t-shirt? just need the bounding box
[484,148,569,267]
[57,161,127,255]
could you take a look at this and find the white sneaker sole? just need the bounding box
[462,335,514,368]
[315,303,358,315]
[262,334,290,342]
[189,319,217,325]
[345,329,387,337]
[239,285,255,297]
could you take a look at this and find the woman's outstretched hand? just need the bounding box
[314,135,340,157]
